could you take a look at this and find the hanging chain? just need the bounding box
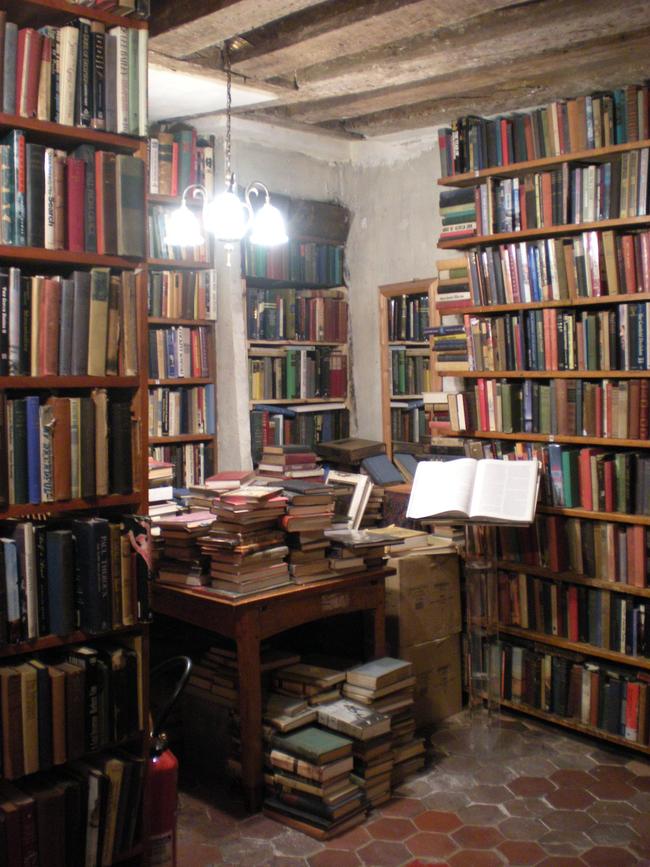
[224,42,232,185]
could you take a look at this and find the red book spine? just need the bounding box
[603,458,615,513]
[541,173,553,227]
[65,157,86,252]
[25,30,42,118]
[477,378,488,429]
[500,118,510,165]
[15,29,27,116]
[567,586,579,641]
[621,235,637,294]
[40,278,61,375]
[523,115,535,159]
[626,682,640,740]
[639,231,650,293]
[95,152,105,254]
[578,448,594,510]
[640,380,649,440]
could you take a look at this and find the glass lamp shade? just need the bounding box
[164,203,205,247]
[249,201,288,247]
[204,189,252,242]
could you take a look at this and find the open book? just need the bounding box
[406,458,540,525]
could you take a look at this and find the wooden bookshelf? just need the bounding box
[441,291,650,316]
[379,278,436,457]
[500,625,650,671]
[148,377,213,387]
[496,560,650,600]
[147,257,211,269]
[0,112,142,151]
[448,430,650,448]
[2,0,149,29]
[538,505,650,525]
[149,433,215,445]
[439,369,650,379]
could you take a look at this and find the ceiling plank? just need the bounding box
[328,30,650,136]
[149,0,324,58]
[228,0,521,79]
[265,0,650,104]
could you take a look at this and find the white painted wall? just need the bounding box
[192,115,445,463]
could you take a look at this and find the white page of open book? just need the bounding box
[469,459,540,523]
[406,459,477,519]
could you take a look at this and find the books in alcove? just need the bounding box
[0,516,148,640]
[387,293,429,342]
[148,129,216,197]
[438,83,650,176]
[148,385,216,437]
[148,204,209,263]
[498,514,649,588]
[1,13,148,135]
[426,325,468,372]
[435,256,471,311]
[248,348,347,401]
[325,530,389,576]
[439,188,476,240]
[247,286,348,342]
[250,407,350,464]
[2,390,133,505]
[489,634,650,746]
[148,326,212,378]
[149,443,214,489]
[390,401,427,446]
[389,346,430,395]
[0,749,145,867]
[0,638,142,777]
[462,304,650,372]
[272,663,345,707]
[449,377,650,440]
[257,446,324,481]
[0,267,138,377]
[467,230,650,306]
[1,136,145,254]
[243,240,344,286]
[147,269,217,320]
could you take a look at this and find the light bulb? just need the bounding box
[250,201,288,247]
[204,189,251,242]
[164,203,205,247]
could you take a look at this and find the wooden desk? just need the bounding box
[151,567,390,811]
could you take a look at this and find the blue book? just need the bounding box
[613,89,626,144]
[25,396,41,504]
[1,538,21,643]
[165,329,176,378]
[3,130,25,246]
[547,443,564,506]
[2,23,17,114]
[72,518,111,634]
[205,383,215,434]
[361,454,404,487]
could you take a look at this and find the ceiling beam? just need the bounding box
[228,0,521,79]
[263,0,650,104]
[149,0,324,59]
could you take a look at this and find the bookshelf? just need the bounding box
[146,128,219,488]
[243,195,351,464]
[436,92,650,752]
[0,3,150,864]
[378,279,436,458]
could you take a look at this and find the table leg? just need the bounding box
[236,610,263,812]
[363,598,386,658]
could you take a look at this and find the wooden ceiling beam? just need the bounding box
[267,0,650,104]
[228,0,520,79]
[149,0,323,59]
[326,30,650,136]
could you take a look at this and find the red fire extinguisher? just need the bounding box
[148,656,192,867]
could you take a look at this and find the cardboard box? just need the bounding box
[385,551,461,649]
[401,634,463,726]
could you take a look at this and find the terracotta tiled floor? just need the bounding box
[176,711,650,866]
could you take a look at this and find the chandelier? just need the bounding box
[164,44,288,265]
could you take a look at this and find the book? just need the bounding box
[407,458,540,525]
[316,438,385,463]
[346,658,413,690]
[317,699,391,741]
[271,726,353,765]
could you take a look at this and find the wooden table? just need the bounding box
[151,567,390,811]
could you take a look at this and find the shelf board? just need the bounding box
[147,193,203,208]
[390,393,426,400]
[457,430,649,448]
[538,504,650,526]
[438,215,650,249]
[249,398,348,406]
[0,0,148,30]
[499,699,650,757]
[147,258,210,269]
[1,493,141,519]
[499,624,650,670]
[247,339,347,347]
[438,138,650,188]
[0,245,140,267]
[496,560,650,600]
[438,369,650,379]
[443,292,650,315]
[0,112,142,151]
[0,623,144,659]
[148,377,212,386]
[388,340,430,347]
[0,375,139,389]
[245,276,345,291]
[148,317,215,326]
[149,433,215,444]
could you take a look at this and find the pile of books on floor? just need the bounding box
[154,511,215,587]
[271,663,346,707]
[148,457,179,520]
[264,726,368,839]
[257,445,325,481]
[282,481,337,584]
[199,486,291,597]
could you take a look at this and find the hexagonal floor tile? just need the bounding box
[357,840,412,866]
[581,846,640,867]
[497,817,548,841]
[413,810,462,833]
[365,817,416,841]
[508,777,557,797]
[309,851,360,867]
[451,825,505,849]
[549,769,595,788]
[497,840,546,866]
[545,787,595,810]
[405,832,457,859]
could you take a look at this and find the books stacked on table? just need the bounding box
[199,487,291,597]
[264,726,368,840]
[281,481,336,583]
[315,438,386,473]
[184,471,257,510]
[343,658,424,787]
[272,663,346,707]
[359,485,384,528]
[148,458,179,520]
[257,445,325,481]
[325,528,399,574]
[155,511,215,587]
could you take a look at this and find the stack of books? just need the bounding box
[349,733,394,807]
[439,189,477,240]
[263,692,318,733]
[359,485,384,527]
[199,487,291,597]
[343,658,424,787]
[435,256,471,311]
[155,511,214,587]
[281,481,336,584]
[272,663,346,707]
[325,529,396,574]
[316,438,386,473]
[264,726,368,839]
[148,457,178,520]
[257,445,325,481]
[426,324,469,371]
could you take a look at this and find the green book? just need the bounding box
[538,384,551,434]
[272,726,353,765]
[561,448,579,508]
[115,155,145,258]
